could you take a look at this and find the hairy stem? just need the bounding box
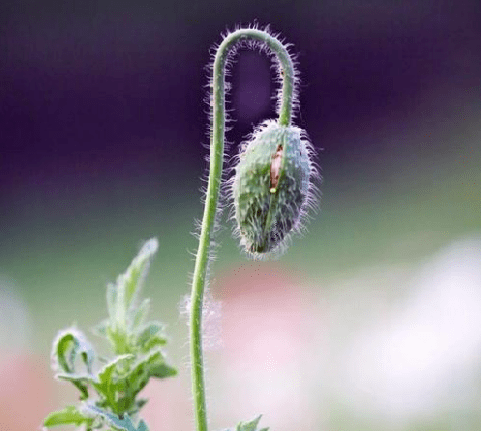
[189,28,296,431]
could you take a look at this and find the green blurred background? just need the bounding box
[1,0,480,429]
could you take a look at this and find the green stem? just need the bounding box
[189,28,296,431]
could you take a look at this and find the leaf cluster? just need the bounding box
[43,239,177,431]
[42,238,269,431]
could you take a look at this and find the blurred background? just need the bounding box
[1,0,480,430]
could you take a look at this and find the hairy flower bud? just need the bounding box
[232,120,314,256]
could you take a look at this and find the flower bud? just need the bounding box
[232,120,313,256]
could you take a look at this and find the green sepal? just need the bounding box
[43,405,91,428]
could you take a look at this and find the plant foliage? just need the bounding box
[43,239,177,431]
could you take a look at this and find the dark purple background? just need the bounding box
[1,0,480,229]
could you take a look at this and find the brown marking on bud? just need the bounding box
[270,144,283,193]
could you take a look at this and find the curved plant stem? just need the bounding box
[189,28,296,431]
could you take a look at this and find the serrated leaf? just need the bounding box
[55,373,93,400]
[122,350,177,401]
[52,328,95,399]
[106,325,131,355]
[94,353,136,384]
[43,405,90,427]
[119,238,159,312]
[236,415,268,431]
[92,354,136,414]
[92,349,176,416]
[137,349,177,380]
[135,322,167,352]
[106,239,158,345]
[148,357,177,379]
[129,298,150,330]
[139,335,167,353]
[84,403,138,431]
[53,328,95,374]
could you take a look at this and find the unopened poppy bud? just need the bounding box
[232,120,313,256]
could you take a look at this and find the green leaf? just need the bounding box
[122,350,177,403]
[92,354,136,414]
[53,328,95,374]
[84,403,139,431]
[129,298,151,330]
[93,349,176,416]
[51,328,95,399]
[106,325,131,355]
[135,322,167,352]
[139,335,167,353]
[43,405,90,427]
[148,358,178,379]
[104,239,158,347]
[56,373,93,385]
[135,349,177,380]
[119,238,159,312]
[236,415,269,431]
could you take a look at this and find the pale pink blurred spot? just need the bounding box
[208,262,327,431]
[141,370,193,430]
[337,237,481,422]
[0,352,56,431]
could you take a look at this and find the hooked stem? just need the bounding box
[189,28,296,431]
